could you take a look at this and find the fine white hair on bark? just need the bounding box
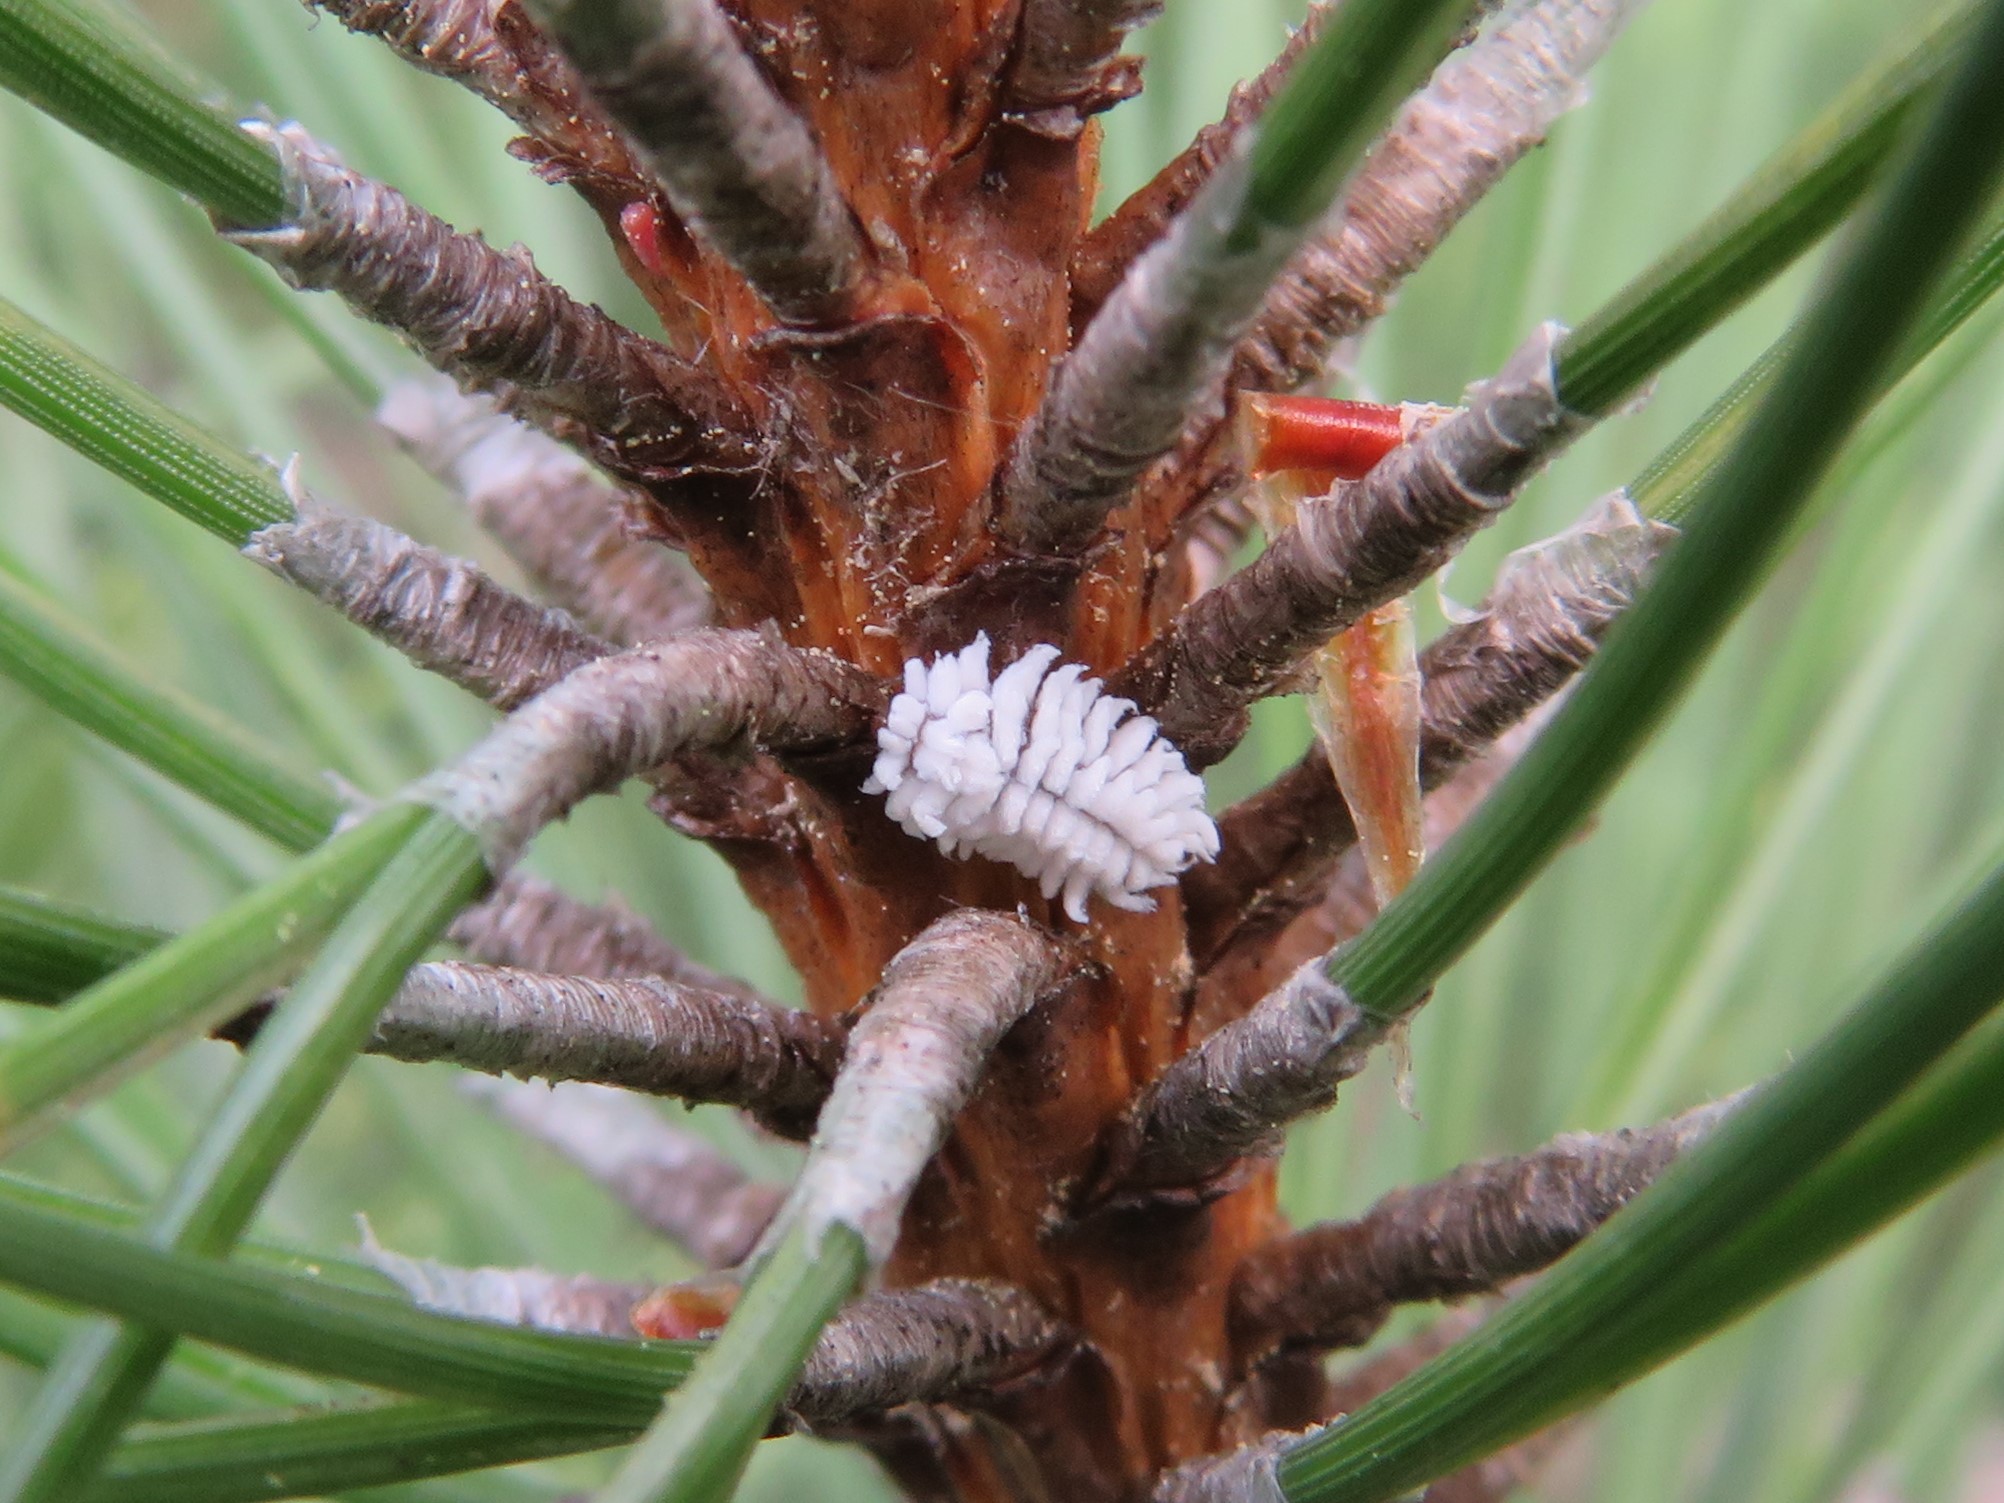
[864,634,1220,922]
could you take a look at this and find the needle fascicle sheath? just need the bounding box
[449,872,756,1000]
[530,0,867,326]
[222,121,759,483]
[463,1078,784,1269]
[1230,1094,1740,1359]
[244,489,612,712]
[411,628,886,872]
[379,377,712,645]
[1118,323,1591,763]
[367,961,842,1134]
[768,909,1070,1266]
[1234,0,1648,402]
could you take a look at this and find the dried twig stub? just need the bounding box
[1000,151,1306,552]
[792,1279,1073,1427]
[220,122,759,483]
[1231,1095,1740,1357]
[449,871,755,998]
[374,961,843,1134]
[769,910,1068,1265]
[464,1078,783,1268]
[1115,323,1592,762]
[243,498,610,711]
[1003,0,1163,137]
[1190,493,1674,960]
[541,0,867,325]
[412,629,885,871]
[379,377,711,645]
[1105,961,1393,1202]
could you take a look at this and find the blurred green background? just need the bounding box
[2,0,2001,1497]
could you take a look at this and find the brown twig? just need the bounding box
[1001,0,1163,139]
[379,377,712,645]
[220,122,760,485]
[535,0,869,325]
[1186,493,1674,965]
[1230,1095,1741,1359]
[462,1077,784,1267]
[1112,323,1590,764]
[243,496,611,711]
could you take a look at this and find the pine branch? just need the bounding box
[1114,324,1588,763]
[464,1078,783,1268]
[222,121,759,483]
[1188,494,1673,963]
[1230,1097,1738,1361]
[997,0,1474,552]
[527,0,869,326]
[379,376,712,646]
[1002,0,1162,137]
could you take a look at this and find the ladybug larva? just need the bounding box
[865,634,1220,921]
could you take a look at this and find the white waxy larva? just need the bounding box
[863,634,1220,921]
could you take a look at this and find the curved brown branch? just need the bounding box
[537,0,870,326]
[1230,1095,1740,1360]
[1002,0,1162,139]
[220,123,761,485]
[379,378,712,645]
[1114,325,1588,764]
